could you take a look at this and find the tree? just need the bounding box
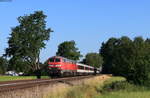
[100,36,150,85]
[4,11,53,74]
[130,37,150,85]
[82,53,103,68]
[100,37,118,73]
[56,40,82,60]
[110,36,133,77]
[40,59,50,76]
[8,57,30,74]
[0,57,8,74]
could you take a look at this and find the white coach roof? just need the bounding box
[76,63,94,68]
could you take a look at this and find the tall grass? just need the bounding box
[64,75,111,98]
[95,91,150,98]
[95,77,150,98]
[64,76,150,98]
[1,75,149,98]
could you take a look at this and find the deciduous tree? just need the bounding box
[100,36,150,85]
[100,37,118,73]
[0,57,8,74]
[56,40,82,60]
[82,53,103,68]
[4,11,53,73]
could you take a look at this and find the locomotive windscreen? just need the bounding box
[49,58,60,62]
[49,58,55,62]
[55,58,60,62]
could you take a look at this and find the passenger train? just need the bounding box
[48,56,100,77]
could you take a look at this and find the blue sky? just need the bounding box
[0,0,150,62]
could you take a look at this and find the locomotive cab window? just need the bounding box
[49,58,54,62]
[55,58,61,62]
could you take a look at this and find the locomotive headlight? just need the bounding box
[48,65,53,66]
[55,65,61,67]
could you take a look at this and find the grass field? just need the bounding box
[0,76,50,81]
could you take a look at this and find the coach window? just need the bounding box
[66,59,69,63]
[78,65,84,69]
[71,61,74,64]
[85,67,89,70]
[63,59,66,62]
[55,58,61,62]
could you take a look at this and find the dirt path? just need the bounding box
[99,74,112,81]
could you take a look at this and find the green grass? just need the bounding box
[103,77,126,84]
[95,77,150,98]
[0,76,50,81]
[95,91,150,98]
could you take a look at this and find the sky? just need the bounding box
[0,0,150,62]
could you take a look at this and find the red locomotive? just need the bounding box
[48,56,100,77]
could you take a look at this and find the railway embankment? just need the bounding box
[0,75,110,98]
[1,75,148,98]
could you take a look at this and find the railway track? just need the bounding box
[0,75,97,92]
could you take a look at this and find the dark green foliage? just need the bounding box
[100,36,150,85]
[103,81,130,92]
[4,11,53,72]
[56,40,82,60]
[82,53,103,67]
[8,57,30,73]
[102,80,148,93]
[100,38,118,73]
[0,57,8,74]
[111,36,133,76]
[40,60,49,76]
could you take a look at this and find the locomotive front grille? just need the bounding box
[49,67,61,75]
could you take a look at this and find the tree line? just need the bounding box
[100,36,150,86]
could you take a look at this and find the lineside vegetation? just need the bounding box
[100,36,150,86]
[1,76,150,98]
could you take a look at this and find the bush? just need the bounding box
[103,81,131,92]
[102,80,150,94]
